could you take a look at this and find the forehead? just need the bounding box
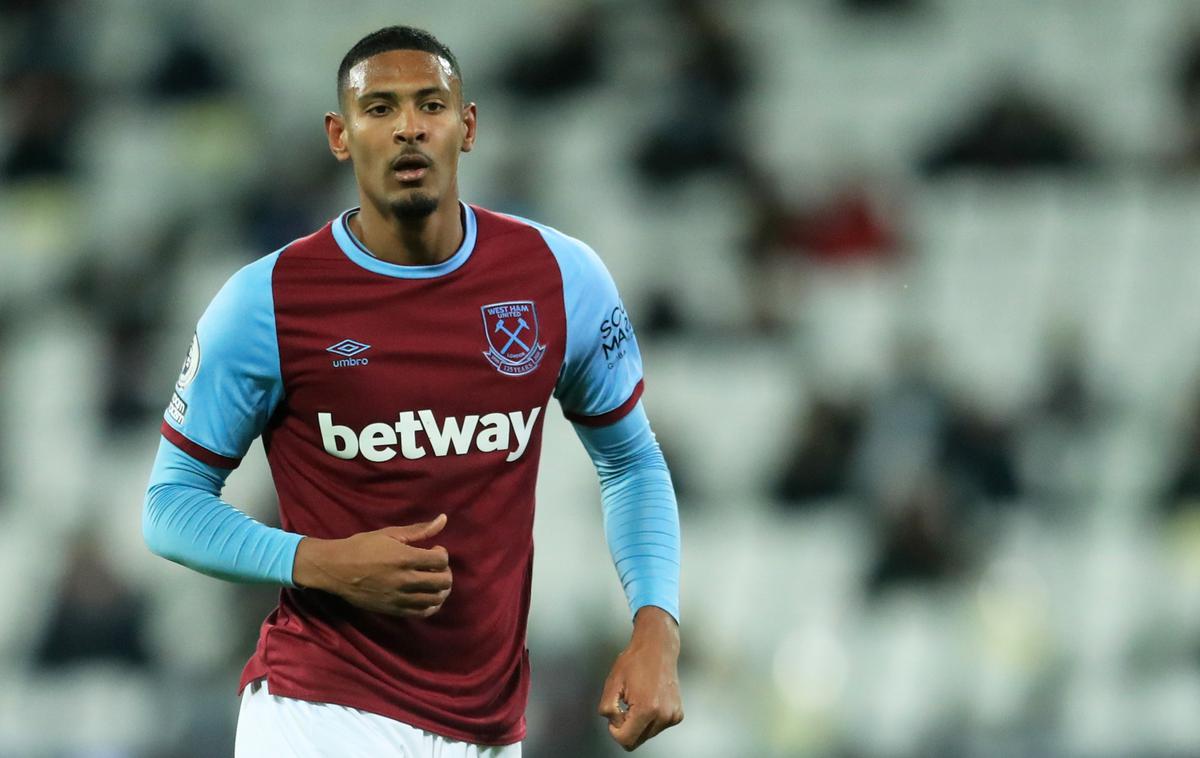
[344,49,457,96]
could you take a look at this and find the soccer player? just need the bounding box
[142,25,682,756]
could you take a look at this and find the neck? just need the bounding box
[350,192,464,266]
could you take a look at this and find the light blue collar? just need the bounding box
[331,202,477,279]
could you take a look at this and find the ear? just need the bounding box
[460,102,477,154]
[325,112,351,162]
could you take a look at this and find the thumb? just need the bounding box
[598,675,626,724]
[385,513,447,544]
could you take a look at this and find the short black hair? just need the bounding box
[337,26,462,104]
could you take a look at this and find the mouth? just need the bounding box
[391,153,431,183]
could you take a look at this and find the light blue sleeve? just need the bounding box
[143,439,303,585]
[573,402,681,623]
[161,249,285,465]
[145,247,301,585]
[518,219,643,422]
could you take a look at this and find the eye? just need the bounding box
[421,101,447,113]
[366,104,391,116]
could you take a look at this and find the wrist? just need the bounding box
[634,605,678,628]
[631,605,680,652]
[292,536,335,591]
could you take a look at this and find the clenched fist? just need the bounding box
[599,606,683,751]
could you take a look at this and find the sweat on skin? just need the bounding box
[319,407,542,462]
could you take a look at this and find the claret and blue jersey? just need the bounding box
[144,202,680,745]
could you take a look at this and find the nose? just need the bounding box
[393,107,427,145]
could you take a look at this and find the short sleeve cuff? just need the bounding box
[161,421,242,469]
[563,379,645,428]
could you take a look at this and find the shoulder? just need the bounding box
[220,222,320,296]
[198,247,287,345]
[232,247,285,288]
[475,207,609,283]
[211,247,285,312]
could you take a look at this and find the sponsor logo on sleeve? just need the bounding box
[481,301,546,376]
[176,333,201,391]
[599,305,634,368]
[167,392,188,425]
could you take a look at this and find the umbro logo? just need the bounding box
[327,339,371,367]
[328,339,371,357]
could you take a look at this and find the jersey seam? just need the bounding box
[535,226,573,393]
[268,246,287,421]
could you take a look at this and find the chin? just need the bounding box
[389,192,439,220]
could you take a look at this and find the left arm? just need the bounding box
[575,403,683,751]
[530,219,683,749]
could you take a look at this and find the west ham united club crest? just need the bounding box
[481,301,546,376]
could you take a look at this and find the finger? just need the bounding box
[400,546,451,571]
[632,717,660,750]
[413,590,450,617]
[415,599,449,617]
[666,707,683,727]
[385,602,445,618]
[609,707,655,751]
[392,591,448,611]
[610,717,658,752]
[597,678,624,721]
[399,569,453,593]
[384,513,447,544]
[426,545,450,566]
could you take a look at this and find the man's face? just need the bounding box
[326,49,476,221]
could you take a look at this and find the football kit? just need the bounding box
[144,203,680,745]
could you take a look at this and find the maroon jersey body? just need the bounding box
[226,205,638,744]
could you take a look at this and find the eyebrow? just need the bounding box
[356,87,450,104]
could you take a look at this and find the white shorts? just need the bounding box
[235,678,522,758]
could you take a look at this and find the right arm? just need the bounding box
[143,441,452,613]
[142,438,301,584]
[144,250,450,614]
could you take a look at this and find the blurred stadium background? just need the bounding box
[6,0,1200,755]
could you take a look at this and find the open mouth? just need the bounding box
[391,154,431,182]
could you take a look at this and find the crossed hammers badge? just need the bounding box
[481,301,547,376]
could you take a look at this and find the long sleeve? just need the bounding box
[143,438,302,585]
[574,401,681,623]
[145,247,299,583]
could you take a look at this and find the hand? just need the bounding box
[292,514,452,618]
[598,606,684,751]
